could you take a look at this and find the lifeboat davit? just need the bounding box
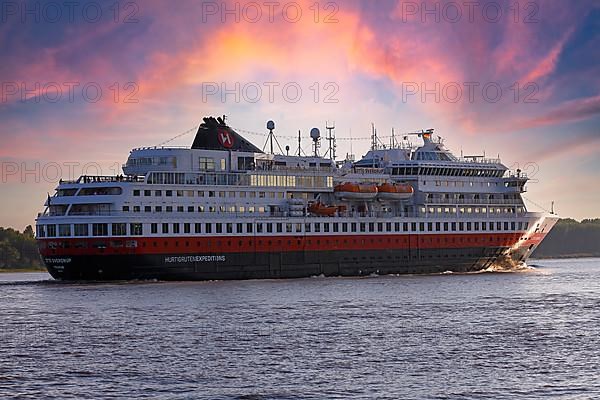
[334,183,378,200]
[308,202,338,217]
[377,183,414,201]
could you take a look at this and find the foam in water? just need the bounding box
[483,255,534,273]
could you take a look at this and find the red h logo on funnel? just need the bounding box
[217,129,234,149]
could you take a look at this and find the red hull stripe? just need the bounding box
[38,232,547,257]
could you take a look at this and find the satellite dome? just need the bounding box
[310,128,320,140]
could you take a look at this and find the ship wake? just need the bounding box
[482,255,534,273]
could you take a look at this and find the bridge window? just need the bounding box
[78,187,122,196]
[58,224,71,237]
[73,224,88,237]
[130,223,143,236]
[36,225,47,238]
[199,157,215,171]
[112,223,127,236]
[57,189,77,196]
[92,223,108,236]
[47,225,57,237]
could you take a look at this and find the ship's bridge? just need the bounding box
[411,136,458,161]
[122,116,264,176]
[353,129,507,175]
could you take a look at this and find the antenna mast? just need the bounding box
[325,121,336,160]
[263,120,284,154]
[371,123,375,150]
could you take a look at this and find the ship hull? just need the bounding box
[42,246,510,281]
[38,216,557,281]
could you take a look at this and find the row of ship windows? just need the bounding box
[422,206,524,214]
[423,180,506,187]
[133,189,286,199]
[37,221,528,238]
[123,205,270,213]
[145,172,334,189]
[121,205,522,215]
[392,167,503,177]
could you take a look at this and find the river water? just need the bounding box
[1,258,599,399]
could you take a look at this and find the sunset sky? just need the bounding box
[1,0,599,229]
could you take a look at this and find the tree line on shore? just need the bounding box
[0,219,598,270]
[0,226,43,270]
[532,218,600,258]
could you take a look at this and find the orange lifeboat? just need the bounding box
[334,182,378,200]
[308,202,338,217]
[377,183,414,201]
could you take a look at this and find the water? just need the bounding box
[1,258,599,399]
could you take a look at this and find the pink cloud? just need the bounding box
[516,95,600,130]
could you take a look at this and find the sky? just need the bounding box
[0,0,599,229]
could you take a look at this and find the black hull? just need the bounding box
[44,246,507,281]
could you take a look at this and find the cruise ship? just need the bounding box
[35,116,558,280]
